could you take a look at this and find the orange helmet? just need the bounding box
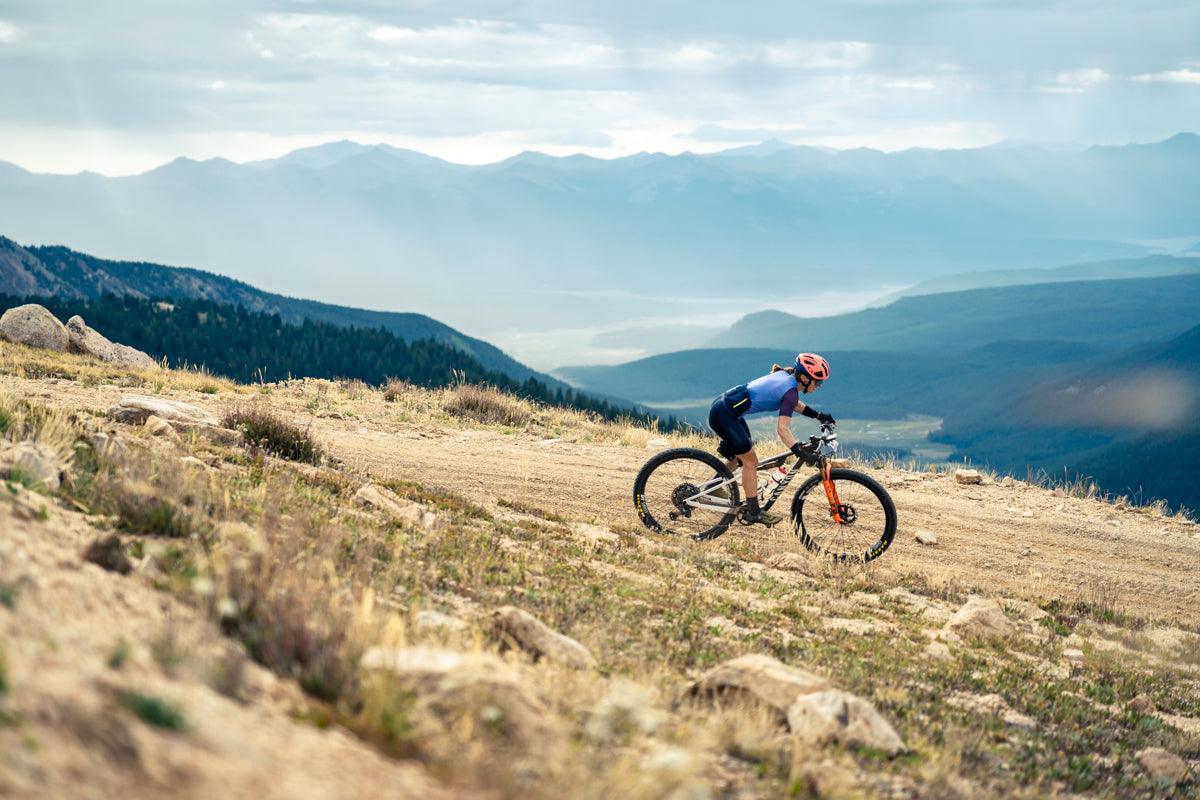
[795,353,830,381]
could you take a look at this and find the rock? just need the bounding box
[1000,476,1015,487]
[787,690,906,756]
[944,596,1015,641]
[0,304,69,351]
[1003,710,1038,729]
[1002,599,1048,621]
[829,458,852,468]
[644,437,671,450]
[415,609,469,634]
[914,529,938,545]
[493,606,596,670]
[83,534,133,575]
[954,469,983,485]
[1,441,63,490]
[1127,694,1155,714]
[88,432,128,464]
[66,315,158,369]
[1135,747,1187,783]
[1062,647,1085,662]
[690,654,828,721]
[925,641,953,661]
[109,395,219,427]
[143,414,177,438]
[765,551,814,574]
[359,646,550,746]
[585,680,666,742]
[353,483,435,529]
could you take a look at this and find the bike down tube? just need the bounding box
[820,460,845,523]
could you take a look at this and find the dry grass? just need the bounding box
[5,354,1200,799]
[0,339,238,394]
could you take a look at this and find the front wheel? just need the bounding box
[633,448,740,540]
[790,468,897,562]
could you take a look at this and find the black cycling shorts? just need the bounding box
[709,397,752,460]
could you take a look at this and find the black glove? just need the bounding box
[790,442,816,463]
[816,411,836,425]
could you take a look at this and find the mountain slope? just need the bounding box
[0,236,549,385]
[714,274,1200,352]
[2,135,1198,333]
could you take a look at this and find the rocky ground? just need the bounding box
[1,339,1198,798]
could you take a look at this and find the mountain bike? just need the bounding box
[632,423,898,562]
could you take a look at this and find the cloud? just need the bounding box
[0,20,22,43]
[1132,68,1200,85]
[1040,67,1109,94]
[882,79,938,90]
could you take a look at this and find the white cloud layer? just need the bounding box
[0,2,1196,174]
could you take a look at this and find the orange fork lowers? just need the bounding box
[820,462,845,523]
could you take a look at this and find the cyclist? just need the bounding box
[708,353,835,525]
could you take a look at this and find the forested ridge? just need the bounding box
[0,293,680,431]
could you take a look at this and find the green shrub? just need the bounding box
[116,690,188,731]
[223,407,322,465]
[117,494,192,538]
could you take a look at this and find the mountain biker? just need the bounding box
[708,353,835,525]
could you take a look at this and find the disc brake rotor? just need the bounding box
[835,503,856,524]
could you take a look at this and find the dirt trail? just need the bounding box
[331,420,1200,626]
[13,376,1200,625]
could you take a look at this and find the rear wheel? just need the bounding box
[790,468,896,562]
[633,448,740,540]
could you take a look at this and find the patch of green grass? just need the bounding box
[107,638,131,670]
[117,495,193,538]
[224,407,322,465]
[115,690,188,731]
[0,583,16,610]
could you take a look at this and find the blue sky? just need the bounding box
[1,0,1197,174]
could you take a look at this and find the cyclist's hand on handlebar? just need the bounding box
[816,411,836,425]
[791,442,817,463]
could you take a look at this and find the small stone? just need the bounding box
[1000,476,1015,487]
[1135,747,1187,783]
[493,606,596,670]
[914,529,938,545]
[83,534,133,575]
[143,415,176,437]
[944,596,1015,641]
[787,690,906,756]
[1,441,64,491]
[954,469,983,485]
[415,609,469,634]
[1127,694,1155,714]
[644,437,670,450]
[925,641,952,661]
[1062,648,1085,662]
[109,395,218,427]
[1003,710,1037,729]
[691,654,828,720]
[1021,510,1034,518]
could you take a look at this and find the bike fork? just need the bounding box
[820,462,845,523]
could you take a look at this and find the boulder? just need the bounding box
[143,414,177,438]
[0,304,69,351]
[1,441,64,490]
[954,469,983,485]
[109,395,218,427]
[1135,747,1187,783]
[66,315,158,370]
[585,680,666,742]
[493,606,596,670]
[83,534,133,575]
[354,483,436,529]
[690,654,828,720]
[359,646,550,746]
[786,690,906,756]
[944,596,1015,641]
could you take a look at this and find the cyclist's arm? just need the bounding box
[777,388,799,450]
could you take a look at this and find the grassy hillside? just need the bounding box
[873,254,1200,306]
[0,292,677,431]
[0,236,550,385]
[3,344,1199,798]
[715,275,1200,352]
[934,324,1200,511]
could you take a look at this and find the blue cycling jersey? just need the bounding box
[746,370,800,416]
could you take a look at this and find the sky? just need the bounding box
[0,0,1197,175]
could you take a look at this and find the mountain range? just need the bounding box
[2,134,1198,348]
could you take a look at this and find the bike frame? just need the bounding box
[685,444,845,521]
